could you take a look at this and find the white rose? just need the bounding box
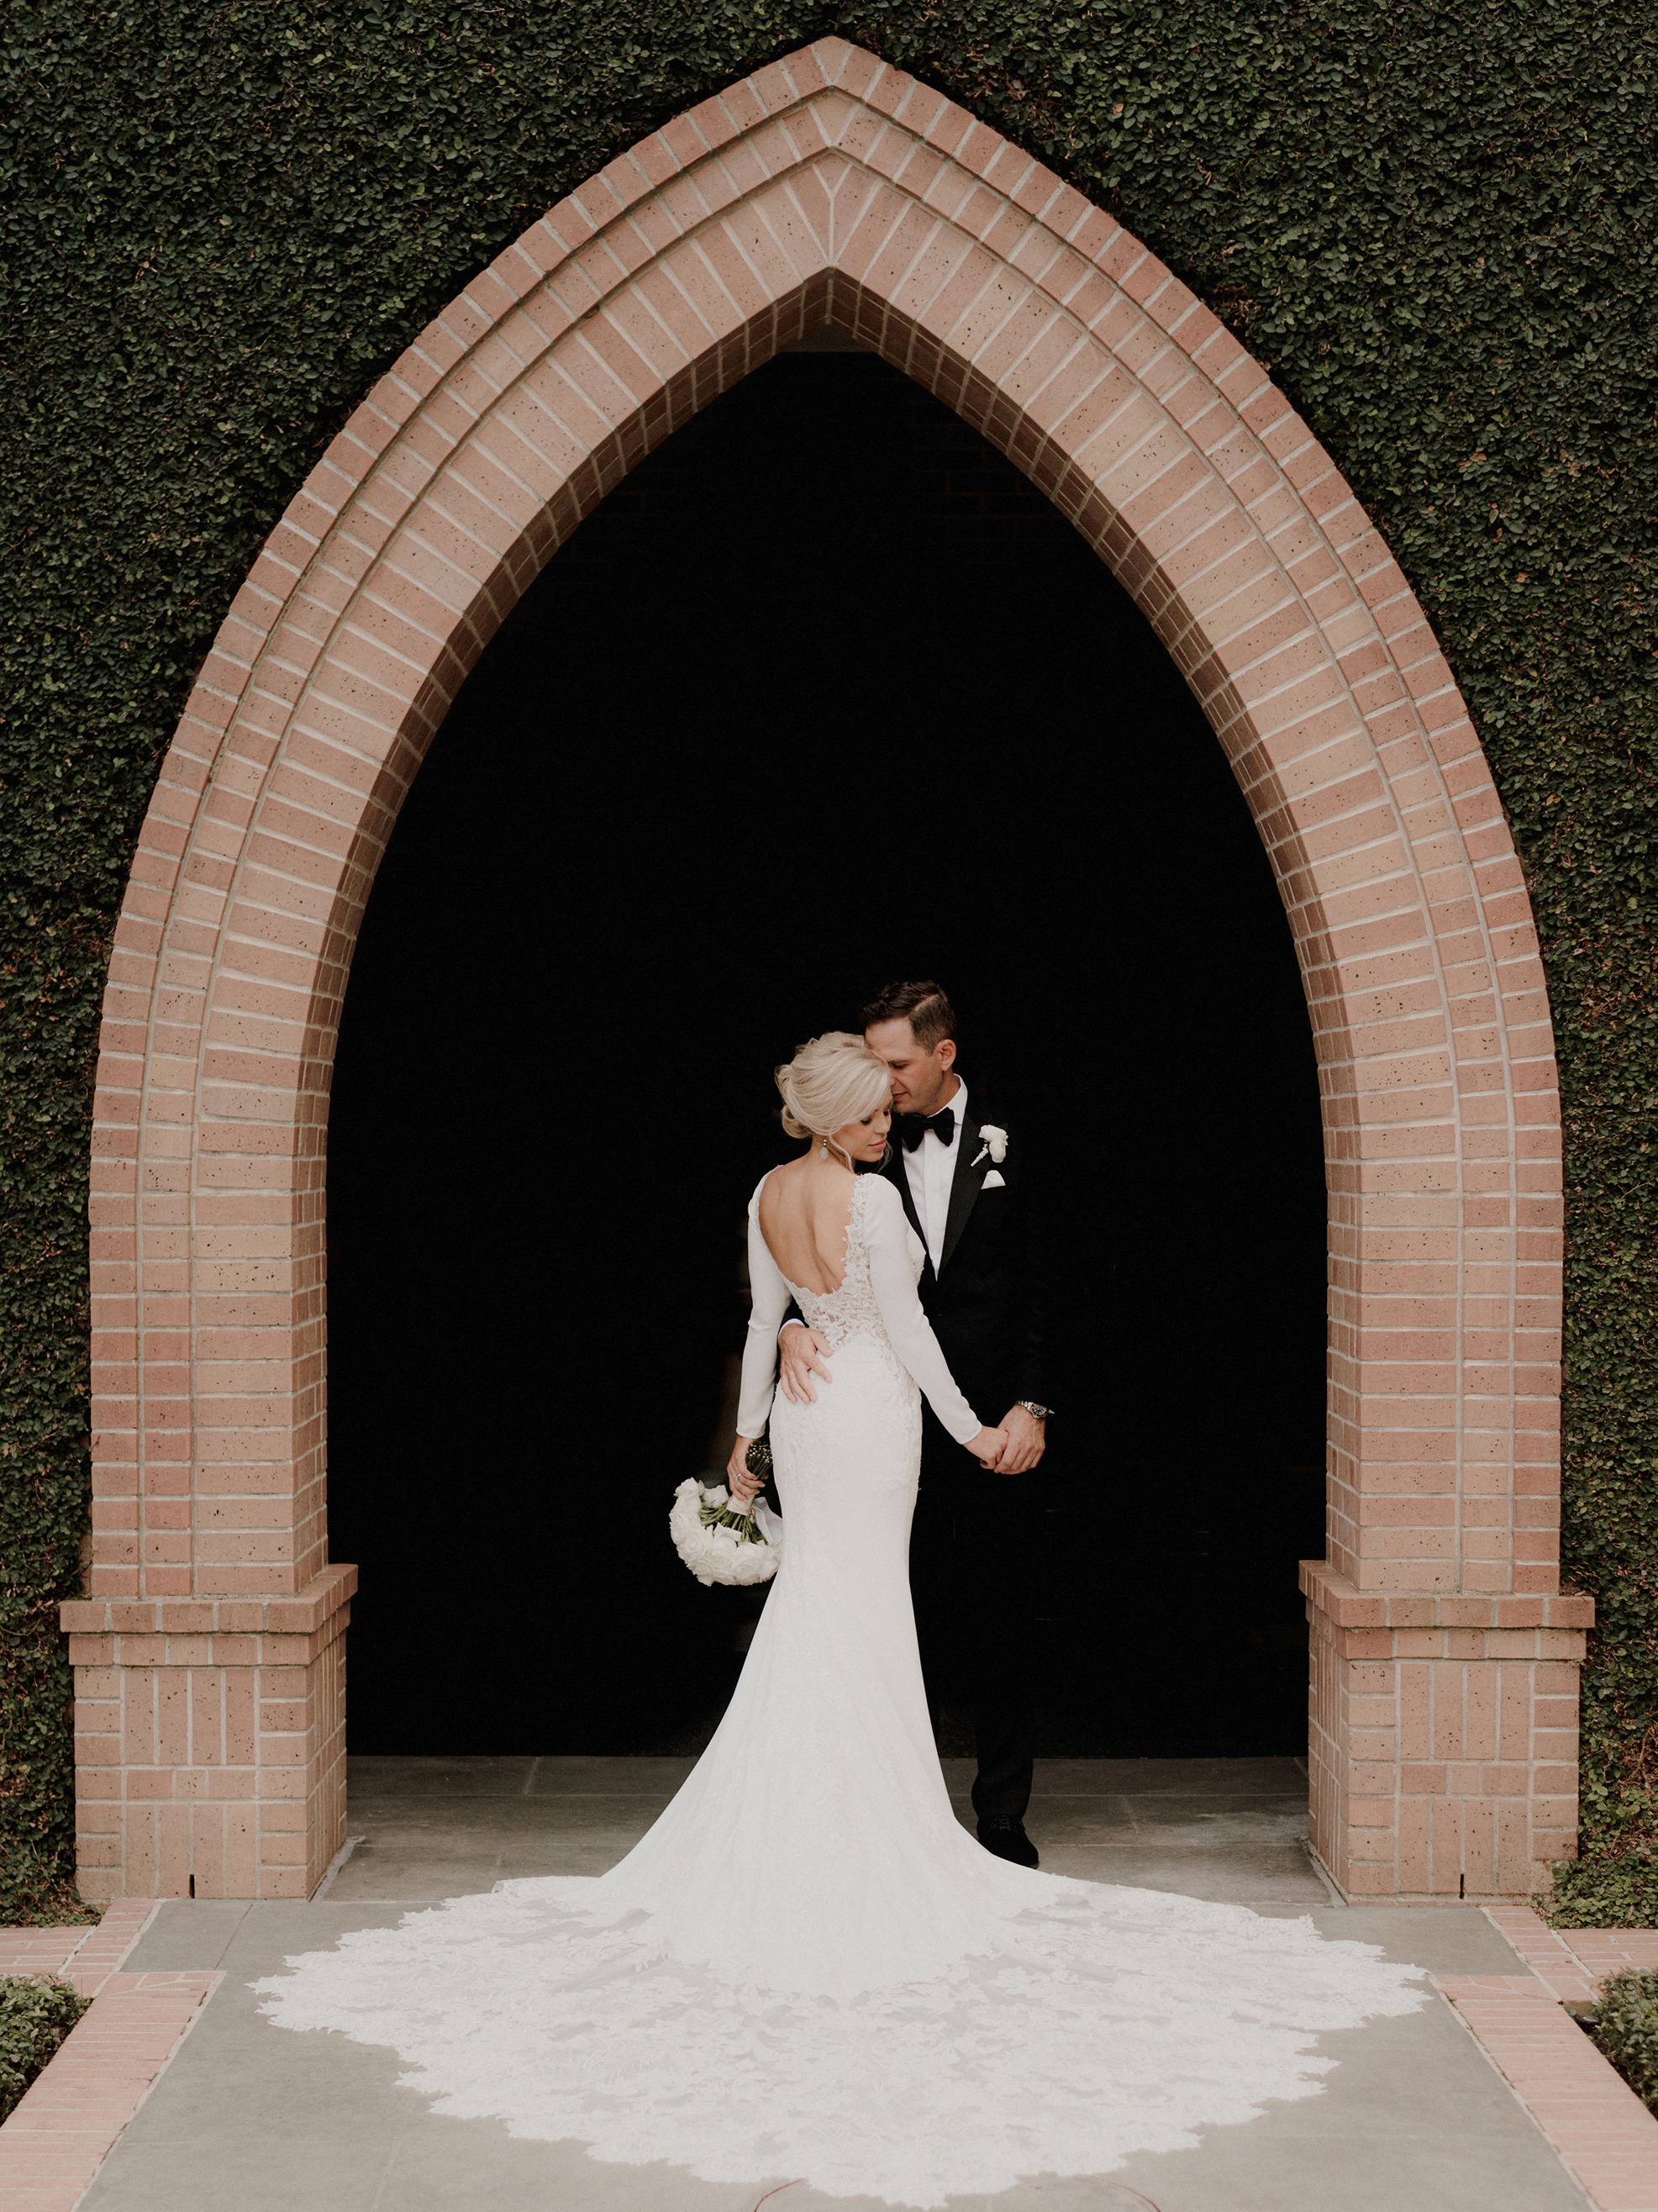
[976,1124,1009,1165]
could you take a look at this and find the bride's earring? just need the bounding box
[820,1137,829,1156]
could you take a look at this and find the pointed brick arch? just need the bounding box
[67,36,1586,1904]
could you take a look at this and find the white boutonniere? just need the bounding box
[971,1124,1008,1167]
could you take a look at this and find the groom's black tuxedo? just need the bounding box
[880,1092,1047,1830]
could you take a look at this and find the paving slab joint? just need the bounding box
[1301,1840,1349,1909]
[310,1834,364,1902]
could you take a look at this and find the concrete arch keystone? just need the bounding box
[66,38,1585,1904]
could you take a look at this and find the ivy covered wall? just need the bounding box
[1,0,1651,1919]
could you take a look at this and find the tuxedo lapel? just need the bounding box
[940,1103,986,1276]
[881,1146,927,1250]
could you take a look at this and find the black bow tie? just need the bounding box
[898,1107,955,1152]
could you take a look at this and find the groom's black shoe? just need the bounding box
[976,1817,1039,1869]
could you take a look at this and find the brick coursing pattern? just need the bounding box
[73,38,1576,1900]
[60,1572,352,1900]
[1303,1567,1592,1899]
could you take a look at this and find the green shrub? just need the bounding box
[1591,1966,1658,2109]
[1546,1856,1658,1930]
[0,3,1651,1908]
[0,1973,89,2123]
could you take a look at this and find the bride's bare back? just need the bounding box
[757,1155,856,1294]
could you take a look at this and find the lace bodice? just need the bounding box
[780,1175,912,1351]
[737,1169,981,1446]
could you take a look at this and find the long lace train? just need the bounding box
[255,1872,1424,2205]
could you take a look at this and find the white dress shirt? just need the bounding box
[901,1076,967,1277]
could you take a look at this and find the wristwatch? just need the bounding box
[1017,1401,1051,1422]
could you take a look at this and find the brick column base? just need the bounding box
[1301,1561,1592,1901]
[60,1565,356,1903]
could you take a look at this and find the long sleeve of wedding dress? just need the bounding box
[736,1171,980,1445]
[860,1173,980,1442]
[734,1178,792,1440]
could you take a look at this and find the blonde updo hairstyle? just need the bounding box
[776,1031,892,1145]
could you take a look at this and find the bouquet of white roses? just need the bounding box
[670,1443,782,1587]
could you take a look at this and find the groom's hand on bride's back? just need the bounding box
[779,1322,832,1405]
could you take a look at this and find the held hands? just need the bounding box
[968,1425,1009,1469]
[727,1437,764,1504]
[778,1321,832,1405]
[990,1404,1046,1474]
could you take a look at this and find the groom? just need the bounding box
[779,980,1050,1867]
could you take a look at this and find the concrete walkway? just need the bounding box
[76,1757,1588,2211]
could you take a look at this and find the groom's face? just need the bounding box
[865,1019,957,1118]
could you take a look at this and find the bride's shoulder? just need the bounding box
[751,1160,802,1214]
[857,1172,903,1223]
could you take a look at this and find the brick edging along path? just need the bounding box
[0,1905,218,2212]
[1434,1906,1658,2212]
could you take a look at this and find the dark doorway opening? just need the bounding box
[325,342,1326,1761]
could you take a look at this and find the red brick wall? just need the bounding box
[71,36,1578,1899]
[63,1570,353,1901]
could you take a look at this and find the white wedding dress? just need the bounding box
[256,1171,1424,2206]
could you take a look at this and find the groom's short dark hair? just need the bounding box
[862,981,956,1053]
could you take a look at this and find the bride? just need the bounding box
[257,1032,1423,2206]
